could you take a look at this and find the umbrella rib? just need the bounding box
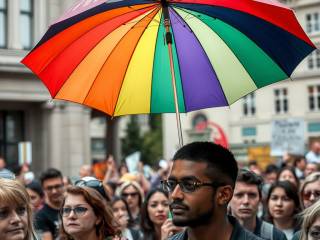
[170,7,229,107]
[172,4,313,77]
[150,10,163,114]
[167,10,187,113]
[41,4,159,84]
[80,7,161,116]
[175,6,262,97]
[51,6,159,101]
[110,6,162,117]
[174,6,292,79]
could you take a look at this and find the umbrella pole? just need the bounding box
[162,4,184,147]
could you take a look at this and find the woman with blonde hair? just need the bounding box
[0,178,37,240]
[299,199,320,240]
[59,185,119,240]
[299,172,320,209]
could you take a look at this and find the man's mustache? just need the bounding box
[169,200,189,211]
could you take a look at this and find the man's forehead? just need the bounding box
[169,159,208,178]
[43,177,63,186]
[234,182,259,192]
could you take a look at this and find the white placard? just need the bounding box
[271,119,305,156]
[125,151,141,174]
[18,142,32,165]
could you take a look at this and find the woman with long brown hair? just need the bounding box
[59,186,119,240]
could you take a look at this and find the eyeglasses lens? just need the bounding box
[61,207,88,217]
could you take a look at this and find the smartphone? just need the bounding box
[168,211,173,220]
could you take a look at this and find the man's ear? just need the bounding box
[216,185,233,205]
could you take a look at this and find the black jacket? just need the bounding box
[167,216,263,240]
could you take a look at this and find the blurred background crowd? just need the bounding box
[0,140,320,240]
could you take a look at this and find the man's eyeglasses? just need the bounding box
[74,178,109,201]
[44,184,64,192]
[302,190,320,201]
[122,192,139,198]
[161,179,223,193]
[60,207,88,217]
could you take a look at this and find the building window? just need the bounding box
[307,49,320,70]
[308,122,320,132]
[0,0,7,48]
[242,127,256,137]
[274,88,288,114]
[243,92,256,116]
[91,138,106,156]
[306,12,320,34]
[192,113,208,128]
[0,111,25,167]
[20,0,33,49]
[308,85,320,111]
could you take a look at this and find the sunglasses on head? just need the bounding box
[74,179,109,201]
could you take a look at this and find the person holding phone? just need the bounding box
[140,188,182,240]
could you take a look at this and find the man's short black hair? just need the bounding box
[173,142,238,187]
[264,164,278,174]
[40,168,63,186]
[237,169,263,197]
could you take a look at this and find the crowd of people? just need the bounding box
[0,141,320,240]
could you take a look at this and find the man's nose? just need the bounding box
[51,188,58,194]
[242,194,250,204]
[171,184,183,199]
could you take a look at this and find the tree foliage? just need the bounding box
[121,115,163,166]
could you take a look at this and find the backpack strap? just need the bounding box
[260,221,274,240]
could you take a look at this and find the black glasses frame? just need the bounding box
[161,179,223,193]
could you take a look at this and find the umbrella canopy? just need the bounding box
[22,0,316,117]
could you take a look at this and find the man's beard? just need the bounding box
[172,205,215,228]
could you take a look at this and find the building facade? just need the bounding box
[0,0,92,176]
[163,0,320,168]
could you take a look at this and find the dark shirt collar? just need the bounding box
[178,216,246,240]
[254,217,262,235]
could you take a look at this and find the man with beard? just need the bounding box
[162,142,262,240]
[35,168,65,240]
[229,169,287,240]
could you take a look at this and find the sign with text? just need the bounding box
[271,119,305,156]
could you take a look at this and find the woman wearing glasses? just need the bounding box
[0,178,37,240]
[140,188,182,240]
[300,172,320,209]
[59,186,119,240]
[291,172,320,240]
[117,181,144,229]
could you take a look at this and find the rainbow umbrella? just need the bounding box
[22,0,316,146]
